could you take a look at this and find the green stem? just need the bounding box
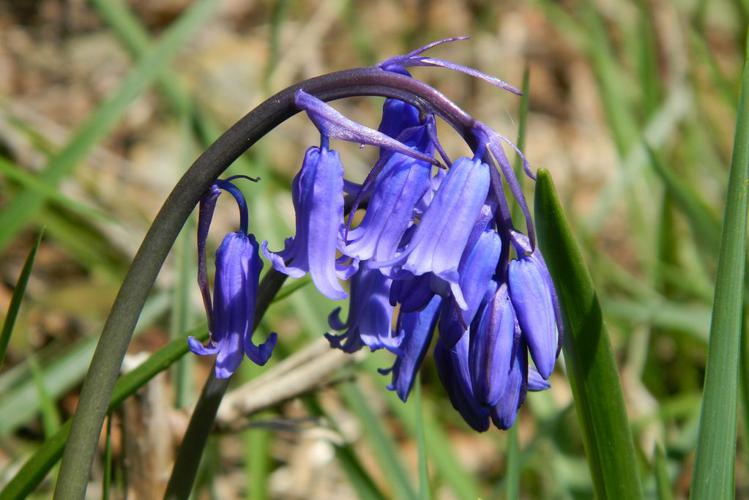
[164,270,286,499]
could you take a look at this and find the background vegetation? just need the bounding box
[0,0,747,498]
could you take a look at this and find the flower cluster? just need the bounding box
[191,39,563,431]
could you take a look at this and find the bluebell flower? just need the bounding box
[508,233,560,379]
[469,282,517,407]
[380,295,442,401]
[343,122,435,262]
[453,214,501,324]
[325,264,395,352]
[190,178,277,379]
[262,144,354,301]
[490,335,528,430]
[434,329,490,432]
[378,98,421,139]
[372,156,491,310]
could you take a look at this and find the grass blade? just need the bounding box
[0,293,169,437]
[0,229,43,366]
[340,382,417,500]
[505,424,520,500]
[412,377,430,500]
[654,443,673,500]
[689,41,749,500]
[0,0,217,252]
[0,328,208,499]
[28,356,61,438]
[534,169,644,499]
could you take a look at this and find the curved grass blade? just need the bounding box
[689,40,749,500]
[0,328,208,500]
[0,230,43,366]
[534,169,644,499]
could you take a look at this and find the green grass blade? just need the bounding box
[0,293,169,437]
[0,158,110,223]
[689,42,749,500]
[28,356,61,438]
[505,424,520,500]
[654,443,673,500]
[0,229,43,366]
[341,382,417,500]
[102,415,113,500]
[645,146,720,250]
[383,386,481,500]
[0,328,208,500]
[534,169,644,499]
[0,0,217,252]
[412,378,430,500]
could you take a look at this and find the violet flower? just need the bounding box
[508,233,561,379]
[325,264,396,352]
[262,143,354,301]
[371,156,491,309]
[189,178,277,379]
[380,295,442,402]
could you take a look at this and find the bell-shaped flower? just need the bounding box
[469,282,517,407]
[371,156,491,309]
[343,123,435,262]
[434,329,490,432]
[190,179,277,379]
[325,265,395,352]
[454,223,501,324]
[378,98,421,139]
[262,145,354,300]
[507,233,560,379]
[380,295,442,402]
[490,335,528,430]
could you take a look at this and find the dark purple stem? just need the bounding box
[56,66,483,500]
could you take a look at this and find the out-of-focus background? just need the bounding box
[0,0,744,498]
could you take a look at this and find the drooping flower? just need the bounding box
[371,156,491,309]
[325,264,395,352]
[507,233,560,379]
[434,329,490,432]
[380,294,442,402]
[469,282,517,407]
[343,121,435,262]
[262,144,354,300]
[189,178,277,379]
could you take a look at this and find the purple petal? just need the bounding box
[469,283,516,406]
[263,146,348,300]
[434,331,490,432]
[370,157,490,296]
[245,331,277,366]
[295,90,437,165]
[508,254,558,379]
[214,332,244,379]
[490,337,528,430]
[456,228,501,324]
[384,295,442,401]
[378,98,421,138]
[343,125,434,262]
[188,336,219,356]
[527,366,551,392]
[327,266,395,352]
